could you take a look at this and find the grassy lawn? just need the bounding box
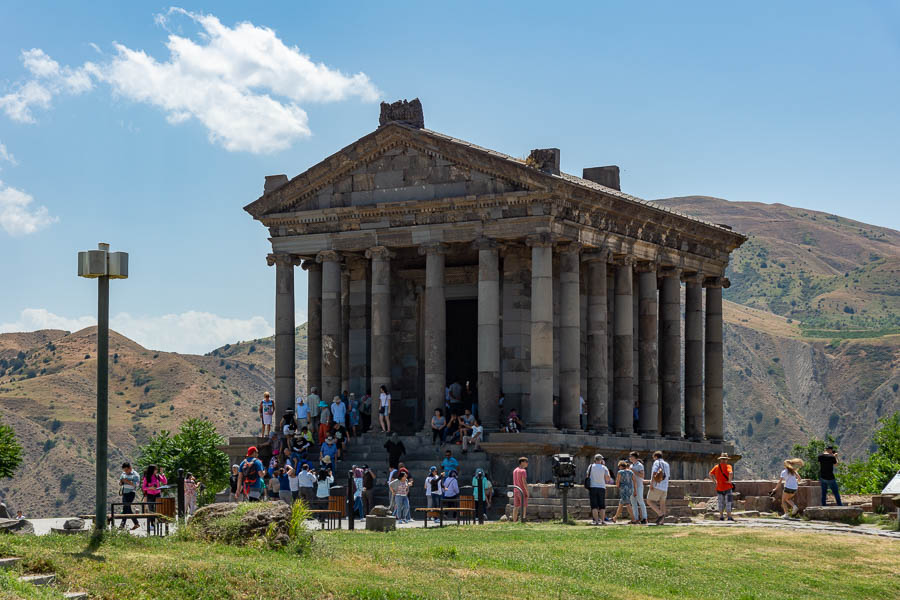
[1,523,898,600]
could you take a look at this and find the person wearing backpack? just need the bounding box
[237,446,265,502]
[425,466,441,522]
[647,450,671,525]
[585,454,612,525]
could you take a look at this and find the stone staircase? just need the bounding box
[0,556,87,598]
[339,431,504,518]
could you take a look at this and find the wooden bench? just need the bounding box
[414,507,476,527]
[79,512,170,536]
[308,510,342,530]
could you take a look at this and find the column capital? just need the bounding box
[658,265,683,278]
[472,236,499,251]
[611,254,636,267]
[301,259,321,271]
[634,260,658,274]
[525,232,554,248]
[365,245,395,260]
[267,253,301,267]
[581,248,611,263]
[558,240,583,254]
[681,271,704,285]
[316,250,341,264]
[418,241,448,256]
[703,276,730,289]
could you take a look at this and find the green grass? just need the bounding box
[1,523,899,599]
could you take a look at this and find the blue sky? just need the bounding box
[1,2,898,353]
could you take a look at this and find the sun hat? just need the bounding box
[246,446,258,456]
[322,456,332,464]
[429,466,437,472]
[717,453,730,461]
[326,436,335,443]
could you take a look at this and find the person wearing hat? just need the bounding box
[425,466,441,522]
[776,458,805,518]
[709,453,735,522]
[237,446,265,502]
[586,454,613,525]
[320,435,338,468]
[307,387,321,431]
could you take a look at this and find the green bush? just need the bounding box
[0,420,23,479]
[838,412,900,494]
[790,435,837,480]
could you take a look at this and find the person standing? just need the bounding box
[360,391,372,432]
[709,453,735,522]
[818,446,843,506]
[776,458,804,518]
[348,393,360,438]
[331,395,347,427]
[286,461,300,501]
[141,464,167,526]
[647,450,671,525]
[586,454,612,525]
[307,387,321,431]
[118,462,141,530]
[512,457,529,523]
[229,464,241,502]
[425,466,440,521]
[384,432,406,471]
[297,463,317,506]
[362,465,376,517]
[579,395,586,431]
[614,460,637,523]
[442,469,460,519]
[259,391,275,437]
[184,472,198,516]
[393,471,412,524]
[295,395,309,430]
[628,452,648,525]
[378,385,392,432]
[278,464,294,504]
[237,446,265,502]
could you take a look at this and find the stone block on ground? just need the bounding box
[0,557,22,570]
[365,515,396,532]
[63,518,85,530]
[370,505,391,517]
[187,501,292,548]
[0,519,34,535]
[802,506,863,522]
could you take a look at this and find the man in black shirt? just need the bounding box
[362,465,376,517]
[817,446,843,506]
[384,432,406,471]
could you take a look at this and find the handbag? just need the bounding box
[584,464,593,488]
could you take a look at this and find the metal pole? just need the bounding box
[561,487,568,523]
[95,275,109,531]
[177,468,185,523]
[347,470,355,530]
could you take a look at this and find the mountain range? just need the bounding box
[1,196,897,517]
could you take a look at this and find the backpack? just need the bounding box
[652,462,666,484]
[242,459,259,489]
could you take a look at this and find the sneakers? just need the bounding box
[719,515,725,521]
[655,515,665,525]
[640,519,648,525]
[727,516,735,522]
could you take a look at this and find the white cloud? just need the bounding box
[0,49,94,123]
[0,308,276,355]
[0,141,15,166]
[0,181,58,235]
[1,9,381,153]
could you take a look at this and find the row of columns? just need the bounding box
[273,239,726,441]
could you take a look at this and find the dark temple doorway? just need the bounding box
[445,299,478,412]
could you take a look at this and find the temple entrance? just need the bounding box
[445,299,478,411]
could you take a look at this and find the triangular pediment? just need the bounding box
[245,124,544,218]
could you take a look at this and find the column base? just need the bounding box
[614,430,634,436]
[707,438,724,444]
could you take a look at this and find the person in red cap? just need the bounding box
[237,446,265,502]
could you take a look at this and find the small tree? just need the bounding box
[839,412,900,494]
[790,435,837,480]
[137,418,230,506]
[0,420,23,479]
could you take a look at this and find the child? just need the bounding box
[614,460,637,523]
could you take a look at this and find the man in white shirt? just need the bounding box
[586,454,612,525]
[331,396,347,426]
[296,463,317,505]
[462,418,483,453]
[647,450,671,525]
[295,394,308,429]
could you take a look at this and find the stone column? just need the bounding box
[475,238,501,431]
[705,277,726,441]
[366,246,392,426]
[527,234,555,431]
[683,273,704,440]
[559,243,582,431]
[420,242,447,430]
[303,260,322,395]
[613,257,634,434]
[637,262,659,435]
[317,250,342,405]
[270,253,298,419]
[659,268,682,437]
[584,251,609,432]
[341,268,350,394]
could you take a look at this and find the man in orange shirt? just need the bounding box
[709,453,735,522]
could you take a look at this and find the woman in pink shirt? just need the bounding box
[142,464,167,525]
[512,457,529,522]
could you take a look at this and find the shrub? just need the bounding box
[60,473,74,491]
[0,421,23,479]
[791,435,837,480]
[49,419,62,433]
[754,412,763,424]
[43,439,57,452]
[839,412,900,493]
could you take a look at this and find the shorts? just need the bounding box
[716,489,733,511]
[783,487,798,495]
[589,487,607,510]
[513,489,528,508]
[262,414,273,425]
[647,487,667,502]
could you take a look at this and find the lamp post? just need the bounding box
[78,243,128,531]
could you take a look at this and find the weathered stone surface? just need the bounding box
[63,518,85,530]
[370,505,391,517]
[379,98,424,128]
[0,503,9,519]
[187,502,292,547]
[365,515,397,532]
[802,506,863,522]
[0,518,34,535]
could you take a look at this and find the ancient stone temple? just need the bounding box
[245,99,747,477]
